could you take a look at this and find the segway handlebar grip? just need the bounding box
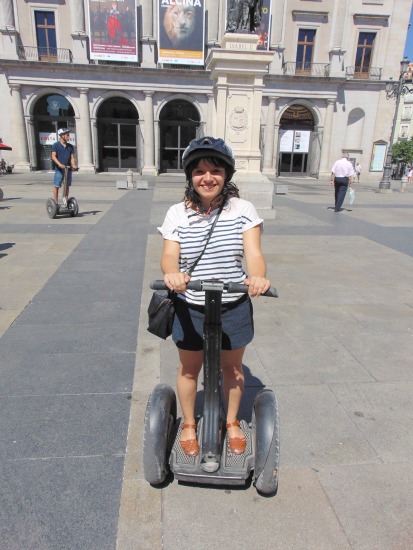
[150,280,168,290]
[227,282,278,298]
[149,280,203,291]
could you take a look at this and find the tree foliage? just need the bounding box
[391,138,413,163]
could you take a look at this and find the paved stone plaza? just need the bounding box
[0,171,412,549]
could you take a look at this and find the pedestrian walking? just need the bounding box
[330,153,354,212]
[356,162,361,183]
[407,163,413,185]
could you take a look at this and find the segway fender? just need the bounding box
[253,389,279,480]
[143,383,177,485]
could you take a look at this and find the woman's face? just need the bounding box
[191,159,226,208]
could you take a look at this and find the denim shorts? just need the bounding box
[53,169,72,188]
[172,294,254,351]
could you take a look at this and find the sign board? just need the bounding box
[88,0,138,62]
[158,0,205,65]
[279,130,310,153]
[370,142,387,171]
[39,132,76,145]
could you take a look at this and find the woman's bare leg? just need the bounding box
[221,348,245,440]
[176,349,203,441]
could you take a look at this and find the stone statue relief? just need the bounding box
[226,0,263,33]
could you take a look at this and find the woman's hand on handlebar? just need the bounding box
[243,276,271,298]
[163,272,190,293]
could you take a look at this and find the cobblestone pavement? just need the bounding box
[1,171,412,550]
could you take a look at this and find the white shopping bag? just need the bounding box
[348,187,355,205]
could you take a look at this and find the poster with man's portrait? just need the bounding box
[158,0,205,65]
[88,0,138,62]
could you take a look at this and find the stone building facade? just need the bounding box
[0,0,410,180]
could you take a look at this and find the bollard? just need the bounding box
[126,169,134,188]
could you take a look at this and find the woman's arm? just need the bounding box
[161,239,189,292]
[243,225,271,297]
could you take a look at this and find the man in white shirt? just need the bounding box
[330,153,354,212]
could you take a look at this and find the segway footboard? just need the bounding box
[170,418,254,486]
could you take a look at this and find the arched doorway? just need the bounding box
[159,100,200,173]
[278,105,315,176]
[97,97,139,172]
[33,94,75,170]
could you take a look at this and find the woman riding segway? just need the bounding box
[143,137,279,494]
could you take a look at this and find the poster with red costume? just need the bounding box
[88,0,137,62]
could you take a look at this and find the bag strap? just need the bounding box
[186,202,224,276]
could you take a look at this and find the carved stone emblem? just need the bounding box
[229,107,248,132]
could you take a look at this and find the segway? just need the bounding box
[143,279,280,495]
[46,166,79,219]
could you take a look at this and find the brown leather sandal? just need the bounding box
[226,420,246,455]
[180,423,199,457]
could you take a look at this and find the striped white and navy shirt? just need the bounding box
[158,197,263,305]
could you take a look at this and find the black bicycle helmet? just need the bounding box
[182,137,235,174]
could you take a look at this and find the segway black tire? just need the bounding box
[252,389,280,495]
[46,198,58,219]
[67,197,79,217]
[143,383,177,485]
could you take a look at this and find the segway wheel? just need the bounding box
[0,188,3,201]
[46,198,58,219]
[252,389,280,495]
[143,383,177,485]
[67,197,79,217]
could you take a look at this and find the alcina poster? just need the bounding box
[158,0,205,65]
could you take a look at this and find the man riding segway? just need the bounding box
[51,128,77,207]
[46,128,79,219]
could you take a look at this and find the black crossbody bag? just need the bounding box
[147,203,224,339]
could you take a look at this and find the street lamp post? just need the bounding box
[378,57,412,191]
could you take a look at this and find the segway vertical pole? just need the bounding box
[62,166,68,200]
[200,282,223,471]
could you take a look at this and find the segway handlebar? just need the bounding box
[150,279,278,298]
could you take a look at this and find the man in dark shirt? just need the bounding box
[51,128,77,206]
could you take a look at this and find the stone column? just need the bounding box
[9,84,30,170]
[268,0,285,75]
[262,96,277,175]
[91,118,98,171]
[206,0,219,44]
[206,93,215,136]
[140,0,156,67]
[214,74,228,139]
[26,116,37,170]
[70,0,88,64]
[273,124,280,175]
[77,88,94,171]
[0,0,18,59]
[142,91,156,175]
[319,98,336,173]
[70,0,85,33]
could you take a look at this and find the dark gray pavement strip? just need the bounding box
[0,188,154,550]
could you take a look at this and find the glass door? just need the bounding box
[100,122,138,171]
